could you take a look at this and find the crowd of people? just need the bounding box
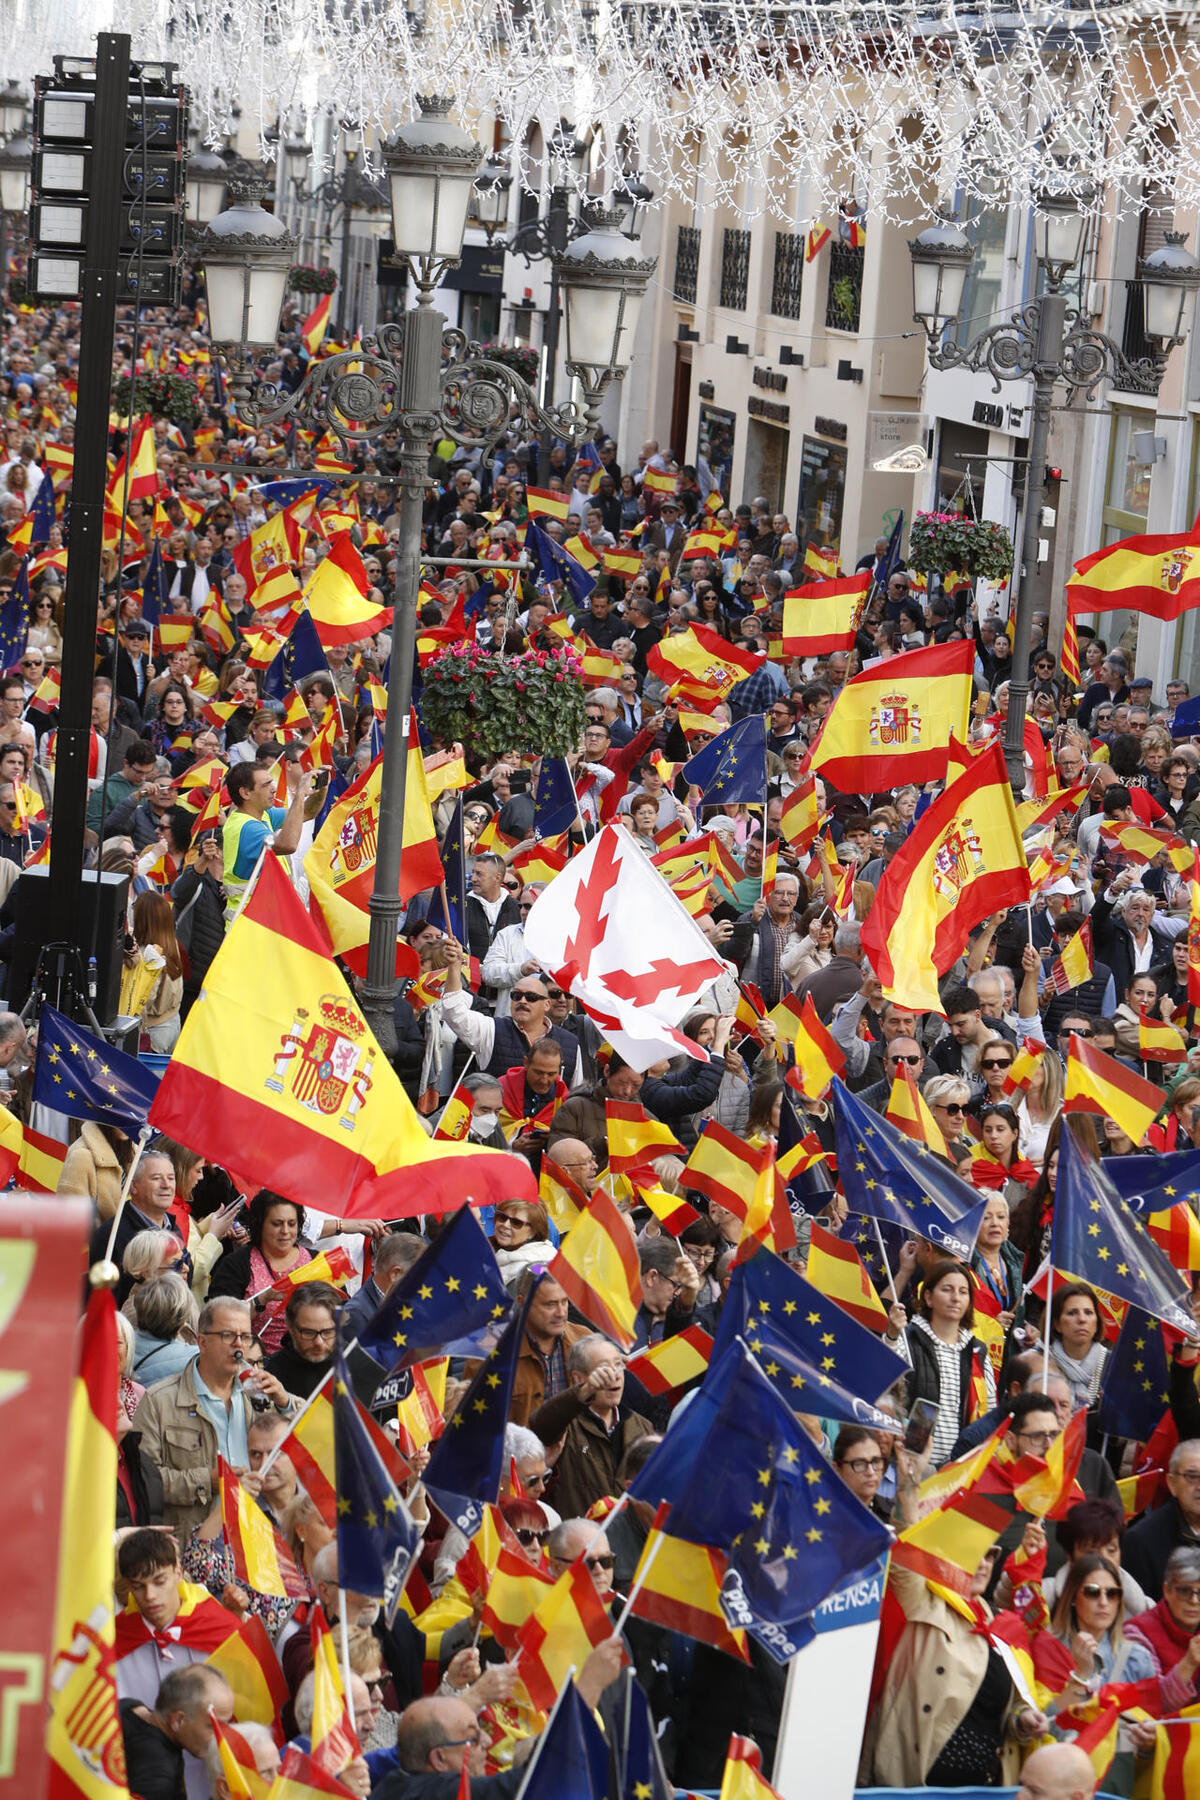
[8,285,1200,1800]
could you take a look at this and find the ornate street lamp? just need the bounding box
[0,81,28,140]
[0,130,32,216]
[613,170,653,240]
[383,94,483,279]
[185,148,229,228]
[195,181,297,401]
[472,155,512,242]
[554,207,655,422]
[1140,231,1200,349]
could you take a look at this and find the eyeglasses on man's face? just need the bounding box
[204,1329,254,1345]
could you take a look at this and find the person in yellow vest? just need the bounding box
[222,761,316,921]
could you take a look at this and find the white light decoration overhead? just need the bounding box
[12,0,1200,226]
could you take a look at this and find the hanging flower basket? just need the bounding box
[420,643,586,763]
[288,264,338,294]
[111,372,203,429]
[478,342,540,386]
[908,512,1015,584]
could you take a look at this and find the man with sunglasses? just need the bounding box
[856,1035,926,1114]
[930,984,1010,1086]
[440,944,583,1084]
[530,1332,652,1517]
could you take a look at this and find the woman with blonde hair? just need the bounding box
[120,1228,186,1323]
[126,890,184,1051]
[1016,1045,1064,1167]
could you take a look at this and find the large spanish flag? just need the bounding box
[548,1187,643,1348]
[646,624,762,702]
[782,570,870,656]
[149,853,537,1218]
[1064,1035,1163,1145]
[1067,528,1200,623]
[860,741,1030,1012]
[809,638,974,791]
[303,533,392,645]
[45,1292,128,1800]
[232,503,306,595]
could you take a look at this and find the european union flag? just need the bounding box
[254,477,338,508]
[139,540,170,629]
[332,1346,420,1620]
[34,1003,159,1134]
[463,579,493,625]
[1103,1148,1200,1218]
[262,607,326,701]
[422,1273,539,1535]
[1097,1305,1170,1443]
[833,1078,988,1263]
[840,1209,907,1290]
[620,1677,672,1800]
[519,1670,609,1800]
[0,557,29,669]
[631,1338,891,1628]
[27,474,55,547]
[355,1205,511,1373]
[524,520,596,608]
[682,714,768,807]
[1051,1125,1195,1336]
[425,795,466,939]
[532,757,578,840]
[1171,695,1200,742]
[737,1310,901,1434]
[713,1245,906,1406]
[877,511,904,596]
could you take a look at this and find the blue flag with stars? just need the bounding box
[355,1205,511,1374]
[254,477,338,508]
[422,1273,541,1536]
[1051,1125,1195,1337]
[832,1078,988,1263]
[777,1091,835,1217]
[712,1244,907,1406]
[517,1668,609,1800]
[532,757,578,840]
[620,1677,672,1800]
[34,1002,159,1134]
[332,1345,421,1620]
[734,1309,901,1434]
[524,520,596,609]
[0,557,30,670]
[425,795,466,940]
[27,473,55,547]
[1102,1148,1200,1218]
[139,540,170,629]
[682,714,768,807]
[630,1337,892,1628]
[262,607,327,701]
[1097,1305,1171,1443]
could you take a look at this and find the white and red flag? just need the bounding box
[523,822,726,1070]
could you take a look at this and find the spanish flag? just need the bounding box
[626,1324,713,1396]
[779,776,820,855]
[1002,1038,1045,1095]
[563,533,600,570]
[513,1557,625,1709]
[110,414,161,499]
[280,1389,337,1522]
[220,1461,309,1598]
[810,638,975,792]
[304,533,392,645]
[211,1714,271,1800]
[602,546,641,580]
[1061,609,1080,687]
[480,1546,555,1651]
[46,1292,127,1800]
[860,741,1029,1013]
[683,1119,759,1211]
[633,1179,700,1236]
[1067,527,1200,623]
[802,541,841,580]
[149,853,537,1218]
[1064,1034,1163,1145]
[526,486,570,521]
[1190,849,1200,1009]
[301,293,333,356]
[1139,1012,1188,1064]
[642,467,678,496]
[805,223,832,261]
[1149,1714,1200,1799]
[778,993,845,1100]
[232,502,306,595]
[548,1187,643,1348]
[805,1223,890,1332]
[719,1735,784,1800]
[308,1610,362,1776]
[1048,918,1093,994]
[539,1154,588,1233]
[782,570,869,656]
[628,1505,748,1659]
[646,623,762,700]
[395,1359,448,1458]
[606,1100,683,1175]
[885,1065,950,1159]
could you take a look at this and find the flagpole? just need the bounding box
[872,1219,900,1307]
[338,1587,358,1732]
[1041,1265,1053,1393]
[96,1123,155,1278]
[1026,902,1034,950]
[611,1526,665,1635]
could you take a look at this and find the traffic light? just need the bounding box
[27,56,187,304]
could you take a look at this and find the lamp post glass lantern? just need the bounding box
[185,149,229,228]
[0,82,28,139]
[383,94,482,272]
[555,207,655,413]
[0,130,32,216]
[908,195,1200,797]
[472,156,511,239]
[196,181,297,366]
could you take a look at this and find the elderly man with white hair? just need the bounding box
[203,1720,280,1800]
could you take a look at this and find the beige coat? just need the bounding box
[135,1357,296,1539]
[57,1121,125,1219]
[858,1564,1023,1787]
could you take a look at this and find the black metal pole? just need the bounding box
[47,32,129,950]
[538,184,570,483]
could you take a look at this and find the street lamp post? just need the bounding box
[909,197,1200,795]
[196,95,655,1050]
[0,127,32,295]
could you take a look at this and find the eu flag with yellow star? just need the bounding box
[1097,1305,1170,1444]
[519,1666,609,1800]
[425,796,466,940]
[1051,1125,1195,1337]
[682,715,768,808]
[735,1309,901,1434]
[32,1002,159,1133]
[0,555,30,667]
[1102,1147,1200,1218]
[713,1244,906,1406]
[630,1337,891,1628]
[524,520,597,609]
[332,1346,420,1619]
[621,1677,672,1800]
[354,1205,511,1374]
[833,1077,988,1263]
[422,1273,540,1536]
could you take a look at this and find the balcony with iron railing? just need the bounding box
[770,231,803,319]
[824,239,864,332]
[720,227,751,311]
[1116,278,1155,382]
[673,224,700,304]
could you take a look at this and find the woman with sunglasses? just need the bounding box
[969,1103,1039,1204]
[922,1075,973,1165]
[1125,1547,1200,1712]
[1048,1555,1157,1779]
[491,1201,552,1286]
[976,1036,1016,1106]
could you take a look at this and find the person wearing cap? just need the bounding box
[1129,673,1160,717]
[644,499,686,573]
[115,617,155,721]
